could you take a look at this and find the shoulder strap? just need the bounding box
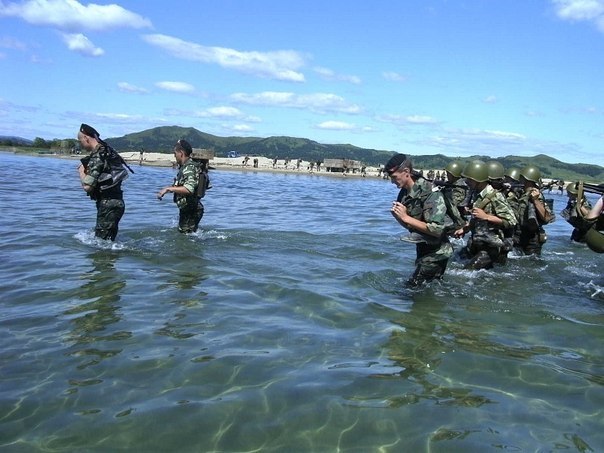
[475,190,497,211]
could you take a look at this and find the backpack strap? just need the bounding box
[474,190,497,211]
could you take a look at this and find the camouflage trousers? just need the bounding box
[95,198,125,241]
[407,241,453,287]
[517,227,546,256]
[178,201,204,233]
[463,239,507,270]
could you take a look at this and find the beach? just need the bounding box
[122,151,562,187]
[122,151,385,179]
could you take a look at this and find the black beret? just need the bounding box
[384,153,408,174]
[80,123,99,138]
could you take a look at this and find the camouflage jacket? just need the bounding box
[561,197,591,226]
[441,179,468,228]
[81,144,123,199]
[401,178,451,239]
[470,184,517,245]
[516,189,555,228]
[173,158,199,208]
[81,144,106,189]
[449,179,468,206]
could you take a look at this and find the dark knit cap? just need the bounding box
[384,153,409,174]
[80,123,100,138]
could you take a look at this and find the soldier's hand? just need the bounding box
[453,227,465,238]
[471,207,487,220]
[157,187,169,200]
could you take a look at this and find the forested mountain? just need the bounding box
[4,126,603,182]
[105,126,604,181]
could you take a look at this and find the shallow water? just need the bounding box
[0,151,603,452]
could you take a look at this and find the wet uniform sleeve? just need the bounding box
[179,162,199,194]
[82,154,103,188]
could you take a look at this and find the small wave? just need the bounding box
[584,281,604,299]
[74,231,126,251]
[191,228,229,241]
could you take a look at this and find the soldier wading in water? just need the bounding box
[157,139,207,233]
[77,123,132,241]
[386,154,453,287]
[454,160,517,269]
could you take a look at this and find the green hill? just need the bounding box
[104,126,603,182]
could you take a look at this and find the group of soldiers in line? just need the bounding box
[76,121,601,289]
[386,153,581,287]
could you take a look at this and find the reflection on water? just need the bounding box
[63,251,128,371]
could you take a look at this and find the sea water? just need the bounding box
[0,152,602,452]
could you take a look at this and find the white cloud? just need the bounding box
[0,0,152,31]
[553,0,604,31]
[95,112,143,121]
[382,71,407,83]
[314,67,361,84]
[316,121,355,130]
[377,114,438,125]
[117,82,148,94]
[230,91,361,114]
[197,106,243,118]
[155,81,195,93]
[143,34,306,82]
[61,33,103,56]
[194,106,260,122]
[230,124,254,132]
[483,95,498,104]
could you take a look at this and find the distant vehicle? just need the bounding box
[227,151,240,158]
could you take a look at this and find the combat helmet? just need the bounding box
[461,160,488,183]
[585,226,604,253]
[487,160,505,180]
[505,167,521,182]
[519,165,541,184]
[565,182,579,196]
[445,161,464,178]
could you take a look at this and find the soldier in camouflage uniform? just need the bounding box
[454,161,517,269]
[515,165,555,255]
[561,182,592,243]
[386,154,453,287]
[77,123,126,241]
[441,160,468,232]
[157,139,204,233]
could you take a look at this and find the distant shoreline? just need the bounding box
[0,149,573,186]
[3,149,390,180]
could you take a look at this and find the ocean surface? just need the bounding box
[1,151,603,452]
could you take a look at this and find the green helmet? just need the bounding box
[585,226,604,253]
[461,160,488,183]
[566,182,579,195]
[505,167,521,182]
[487,160,505,180]
[445,161,464,178]
[519,165,541,183]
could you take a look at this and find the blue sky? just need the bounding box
[1,0,603,163]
